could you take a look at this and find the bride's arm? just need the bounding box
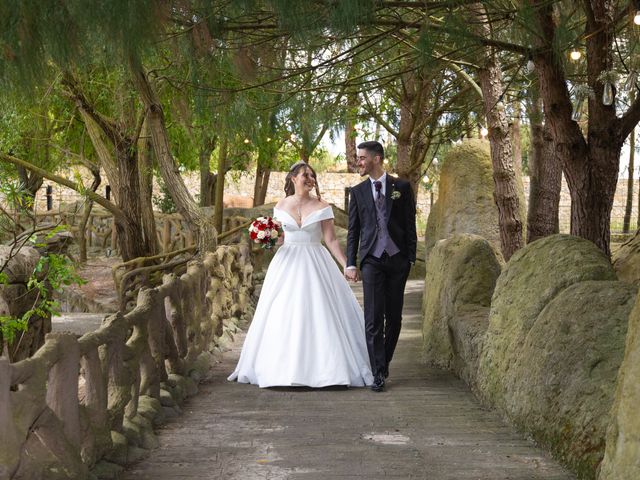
[321,219,347,269]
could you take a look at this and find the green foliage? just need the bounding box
[0,180,35,212]
[153,176,178,213]
[0,0,164,91]
[0,315,28,345]
[1,250,85,349]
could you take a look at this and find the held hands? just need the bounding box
[344,266,360,282]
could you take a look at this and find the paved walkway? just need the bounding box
[123,280,575,480]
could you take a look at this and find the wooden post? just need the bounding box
[45,333,81,446]
[0,357,21,475]
[162,219,171,254]
[110,217,117,253]
[81,347,107,426]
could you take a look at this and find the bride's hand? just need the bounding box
[344,267,359,282]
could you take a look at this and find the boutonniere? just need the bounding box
[390,188,401,200]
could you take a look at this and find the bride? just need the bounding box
[228,161,373,388]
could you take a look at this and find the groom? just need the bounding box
[345,140,417,392]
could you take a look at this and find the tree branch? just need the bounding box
[0,153,124,220]
[61,73,123,146]
[362,92,400,138]
[619,94,640,139]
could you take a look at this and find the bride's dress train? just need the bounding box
[228,206,373,388]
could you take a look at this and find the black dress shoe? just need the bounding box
[371,374,385,392]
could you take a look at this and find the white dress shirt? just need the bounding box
[370,172,387,200]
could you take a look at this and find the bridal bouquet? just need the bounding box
[248,216,282,249]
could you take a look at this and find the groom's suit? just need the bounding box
[347,174,417,379]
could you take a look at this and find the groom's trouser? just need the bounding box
[361,252,411,377]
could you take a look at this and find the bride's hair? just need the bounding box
[284,161,321,199]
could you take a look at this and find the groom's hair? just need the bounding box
[357,140,384,160]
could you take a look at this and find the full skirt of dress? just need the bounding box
[228,242,373,388]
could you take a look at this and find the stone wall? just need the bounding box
[29,169,434,221]
[25,167,640,236]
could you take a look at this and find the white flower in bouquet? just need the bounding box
[270,229,279,238]
[257,230,266,240]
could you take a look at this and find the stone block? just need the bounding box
[425,139,514,259]
[599,289,640,480]
[91,460,124,480]
[422,234,502,384]
[478,234,617,410]
[613,230,640,286]
[103,430,128,466]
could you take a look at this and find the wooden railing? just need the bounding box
[21,210,251,256]
[0,243,254,479]
[111,219,253,312]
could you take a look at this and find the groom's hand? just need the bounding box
[344,266,359,282]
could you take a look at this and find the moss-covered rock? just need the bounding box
[507,281,636,478]
[478,234,616,409]
[422,234,502,389]
[599,291,640,480]
[425,140,500,259]
[613,230,640,285]
[103,431,128,466]
[137,395,164,426]
[476,234,635,478]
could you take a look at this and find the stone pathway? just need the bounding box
[122,280,575,480]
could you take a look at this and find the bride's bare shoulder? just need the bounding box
[275,198,291,209]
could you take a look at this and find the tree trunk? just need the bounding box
[129,57,205,238]
[64,75,154,262]
[214,138,228,234]
[526,88,561,242]
[199,136,216,207]
[16,166,43,208]
[471,3,524,260]
[112,144,154,261]
[78,164,101,263]
[138,125,159,255]
[511,101,522,173]
[345,93,358,173]
[624,126,635,233]
[528,0,637,256]
[253,161,270,206]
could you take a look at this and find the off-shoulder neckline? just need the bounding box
[274,205,332,228]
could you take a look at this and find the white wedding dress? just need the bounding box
[228,206,373,388]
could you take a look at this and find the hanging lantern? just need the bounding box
[624,71,638,92]
[597,71,617,106]
[572,96,585,121]
[602,82,614,105]
[571,85,592,122]
[525,57,535,74]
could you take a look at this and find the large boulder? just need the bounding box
[424,139,500,258]
[599,290,640,480]
[422,234,503,389]
[613,230,640,285]
[506,280,636,478]
[477,234,636,478]
[478,235,616,407]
